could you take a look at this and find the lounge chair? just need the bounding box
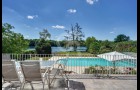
[2,61,23,90]
[20,61,48,90]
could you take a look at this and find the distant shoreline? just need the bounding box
[26,46,87,53]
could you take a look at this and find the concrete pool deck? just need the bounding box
[75,79,137,90]
[3,79,137,90]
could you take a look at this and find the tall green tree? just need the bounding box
[35,39,51,54]
[2,23,29,53]
[99,40,113,53]
[85,37,96,51]
[88,42,100,54]
[39,29,51,40]
[35,29,52,54]
[114,34,130,42]
[2,23,14,33]
[64,23,85,51]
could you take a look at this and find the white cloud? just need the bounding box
[52,25,65,29]
[27,15,38,19]
[86,0,98,5]
[67,9,77,14]
[110,31,115,34]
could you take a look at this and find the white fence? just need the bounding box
[2,53,137,76]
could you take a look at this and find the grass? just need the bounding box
[55,51,96,57]
[55,51,92,54]
[29,57,51,61]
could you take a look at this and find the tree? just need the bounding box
[88,42,100,54]
[115,41,137,52]
[99,40,113,53]
[2,23,29,53]
[2,23,14,33]
[35,39,51,54]
[39,29,51,40]
[35,29,52,54]
[114,34,130,42]
[85,37,96,51]
[64,23,85,51]
[27,39,39,47]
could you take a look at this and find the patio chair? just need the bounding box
[20,61,48,90]
[49,59,69,87]
[2,61,23,90]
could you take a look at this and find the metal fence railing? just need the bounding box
[2,53,137,76]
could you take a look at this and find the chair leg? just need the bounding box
[43,82,45,90]
[19,83,22,90]
[30,82,34,90]
[62,70,69,88]
[50,69,60,85]
[50,75,56,85]
[20,81,25,90]
[21,82,25,90]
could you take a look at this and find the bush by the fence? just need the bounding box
[23,50,36,54]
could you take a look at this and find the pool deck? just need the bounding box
[3,79,137,90]
[75,79,137,90]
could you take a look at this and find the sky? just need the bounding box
[2,0,137,41]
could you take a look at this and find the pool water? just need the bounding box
[60,58,136,67]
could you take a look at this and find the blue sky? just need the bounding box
[2,0,137,41]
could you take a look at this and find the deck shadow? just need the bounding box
[68,80,86,90]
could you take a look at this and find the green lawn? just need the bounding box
[55,51,90,54]
[55,51,96,56]
[28,57,51,61]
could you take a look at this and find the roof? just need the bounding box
[122,52,137,58]
[97,51,136,61]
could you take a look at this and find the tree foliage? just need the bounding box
[2,23,14,33]
[114,34,130,42]
[35,39,52,54]
[85,36,96,51]
[64,23,85,51]
[115,41,137,52]
[88,42,100,54]
[2,23,29,53]
[39,29,51,40]
[35,29,52,54]
[99,40,113,53]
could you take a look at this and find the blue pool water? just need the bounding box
[59,58,136,67]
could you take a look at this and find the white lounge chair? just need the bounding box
[20,61,48,90]
[2,61,23,90]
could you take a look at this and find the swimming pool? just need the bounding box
[59,58,136,67]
